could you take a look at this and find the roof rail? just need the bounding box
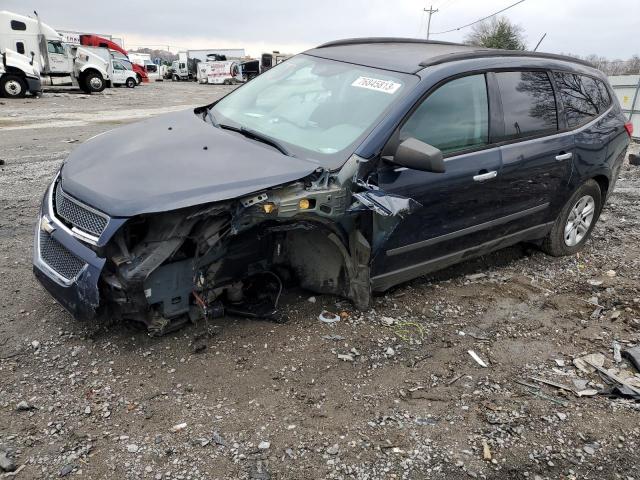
[419,49,595,69]
[316,37,466,49]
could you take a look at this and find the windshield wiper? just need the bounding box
[205,108,218,127]
[218,123,292,157]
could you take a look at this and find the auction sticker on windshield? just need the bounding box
[351,76,402,94]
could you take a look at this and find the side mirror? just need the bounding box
[390,137,445,173]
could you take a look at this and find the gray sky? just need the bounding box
[4,0,638,59]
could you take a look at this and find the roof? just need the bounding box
[305,37,593,74]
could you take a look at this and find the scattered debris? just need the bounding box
[322,334,345,341]
[15,400,34,411]
[337,353,354,362]
[482,441,492,461]
[326,444,339,455]
[258,441,270,450]
[584,358,640,398]
[613,341,622,364]
[319,311,340,324]
[0,450,16,472]
[529,376,575,394]
[468,350,489,368]
[623,345,640,372]
[573,353,605,374]
[171,422,188,432]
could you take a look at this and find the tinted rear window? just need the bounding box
[496,71,558,140]
[553,73,612,128]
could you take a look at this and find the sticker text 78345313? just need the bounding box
[351,76,402,94]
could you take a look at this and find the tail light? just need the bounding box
[624,122,634,137]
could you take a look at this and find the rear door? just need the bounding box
[372,73,506,279]
[494,70,573,231]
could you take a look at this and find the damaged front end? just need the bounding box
[34,156,417,335]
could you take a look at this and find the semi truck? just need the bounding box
[0,10,113,93]
[79,34,148,83]
[0,47,41,98]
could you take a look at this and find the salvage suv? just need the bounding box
[33,38,632,334]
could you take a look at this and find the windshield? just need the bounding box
[211,54,417,165]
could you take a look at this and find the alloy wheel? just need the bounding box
[564,195,595,246]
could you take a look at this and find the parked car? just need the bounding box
[33,38,632,335]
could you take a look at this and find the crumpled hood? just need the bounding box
[60,109,319,217]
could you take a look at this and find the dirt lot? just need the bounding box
[1,82,640,480]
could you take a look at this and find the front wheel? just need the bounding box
[1,74,27,98]
[125,77,136,88]
[84,72,106,93]
[541,179,602,256]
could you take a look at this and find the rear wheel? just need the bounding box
[84,72,106,93]
[1,74,27,98]
[541,179,602,256]
[125,77,136,88]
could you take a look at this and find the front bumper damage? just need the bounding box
[33,158,418,334]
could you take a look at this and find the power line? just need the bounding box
[430,0,526,35]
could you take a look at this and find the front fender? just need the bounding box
[79,64,109,79]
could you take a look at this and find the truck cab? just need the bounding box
[0,10,111,93]
[0,47,41,98]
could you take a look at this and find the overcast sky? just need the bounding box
[4,0,638,59]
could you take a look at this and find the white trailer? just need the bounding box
[0,10,111,93]
[197,60,243,85]
[0,47,41,98]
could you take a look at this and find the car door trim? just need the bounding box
[386,202,549,257]
[373,222,554,292]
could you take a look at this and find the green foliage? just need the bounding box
[465,16,526,50]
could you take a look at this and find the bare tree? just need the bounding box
[465,16,526,50]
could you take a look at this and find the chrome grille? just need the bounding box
[55,183,108,237]
[39,231,86,281]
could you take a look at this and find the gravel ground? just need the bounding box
[1,82,640,480]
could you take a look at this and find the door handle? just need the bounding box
[473,170,497,182]
[555,152,573,161]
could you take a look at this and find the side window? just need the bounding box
[553,73,610,128]
[11,20,27,31]
[47,41,65,55]
[400,74,489,154]
[16,42,25,55]
[113,62,124,70]
[495,71,558,140]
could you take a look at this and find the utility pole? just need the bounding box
[424,5,439,40]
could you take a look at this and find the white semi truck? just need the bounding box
[0,10,113,93]
[0,47,41,98]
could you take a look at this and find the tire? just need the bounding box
[84,72,106,93]
[125,77,136,88]
[136,73,142,84]
[172,74,179,82]
[1,74,27,98]
[541,179,602,257]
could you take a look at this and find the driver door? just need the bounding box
[46,40,72,74]
[111,61,126,84]
[371,73,507,283]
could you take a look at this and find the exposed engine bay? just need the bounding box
[90,156,417,335]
